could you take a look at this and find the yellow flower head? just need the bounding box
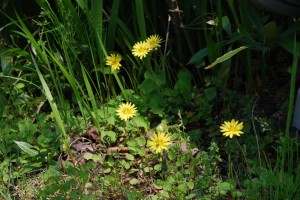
[147,132,172,154]
[132,41,150,59]
[146,34,162,50]
[116,102,137,121]
[106,53,122,71]
[220,119,244,138]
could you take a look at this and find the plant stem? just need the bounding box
[285,33,298,137]
[235,138,252,179]
[113,72,128,101]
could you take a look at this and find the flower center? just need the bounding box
[228,125,237,132]
[155,139,164,147]
[123,108,132,115]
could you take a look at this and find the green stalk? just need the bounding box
[113,72,128,101]
[96,33,129,101]
[81,65,101,132]
[285,34,298,136]
[226,0,240,26]
[31,54,70,153]
[281,33,298,192]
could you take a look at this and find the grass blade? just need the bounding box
[135,0,146,38]
[31,54,70,151]
[205,46,248,69]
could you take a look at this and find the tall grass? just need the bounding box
[9,0,170,137]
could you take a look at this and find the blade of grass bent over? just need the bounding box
[31,54,70,153]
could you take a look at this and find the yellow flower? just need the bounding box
[146,34,162,50]
[116,102,137,121]
[220,119,244,138]
[132,41,150,59]
[106,53,122,71]
[147,132,172,154]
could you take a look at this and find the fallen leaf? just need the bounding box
[71,142,94,152]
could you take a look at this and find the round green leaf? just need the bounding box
[129,178,139,185]
[178,183,187,192]
[187,181,194,189]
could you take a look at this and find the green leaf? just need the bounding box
[135,136,146,146]
[162,181,172,191]
[174,69,192,92]
[83,153,102,162]
[187,48,208,65]
[83,152,94,160]
[177,183,187,192]
[218,181,235,194]
[0,53,12,76]
[204,87,217,101]
[101,131,116,143]
[125,153,135,161]
[205,46,248,69]
[168,150,175,160]
[279,37,300,54]
[97,66,120,74]
[108,156,115,167]
[137,148,146,156]
[161,190,170,198]
[222,16,232,36]
[14,141,39,156]
[156,121,168,132]
[132,116,149,129]
[154,164,161,171]
[103,168,111,173]
[264,21,277,42]
[15,83,25,89]
[122,161,131,169]
[144,167,152,173]
[127,140,137,147]
[186,181,194,189]
[139,78,158,94]
[129,178,139,185]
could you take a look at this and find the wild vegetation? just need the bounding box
[1,0,300,199]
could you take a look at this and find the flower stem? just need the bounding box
[235,139,252,179]
[113,72,128,101]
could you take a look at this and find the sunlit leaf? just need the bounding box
[132,116,149,129]
[187,182,194,189]
[162,181,172,191]
[125,153,135,161]
[14,141,39,156]
[135,136,146,146]
[205,46,248,69]
[101,131,116,143]
[129,178,139,185]
[178,183,187,192]
[83,153,102,162]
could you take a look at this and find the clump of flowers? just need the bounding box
[220,119,244,138]
[132,34,162,59]
[106,53,122,71]
[116,102,137,121]
[147,132,172,154]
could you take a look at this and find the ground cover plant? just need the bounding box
[1,0,300,199]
